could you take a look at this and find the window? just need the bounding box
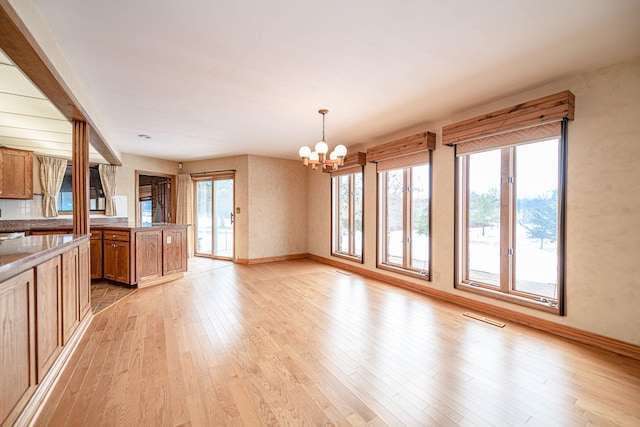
[58,165,105,212]
[457,138,563,310]
[447,91,573,314]
[331,171,363,260]
[378,162,430,278]
[368,131,435,279]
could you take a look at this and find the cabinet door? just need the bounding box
[163,228,187,275]
[35,256,62,383]
[78,242,91,319]
[90,231,103,279]
[102,240,116,281]
[62,248,80,344]
[136,230,162,282]
[0,147,33,199]
[114,242,131,284]
[103,240,131,284]
[0,269,36,427]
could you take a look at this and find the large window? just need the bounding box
[331,171,363,260]
[445,91,573,314]
[457,137,564,311]
[378,163,430,278]
[58,165,105,212]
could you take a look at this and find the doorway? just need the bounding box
[193,174,234,259]
[136,171,176,225]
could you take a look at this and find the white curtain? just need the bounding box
[98,164,119,216]
[176,174,194,257]
[38,156,67,217]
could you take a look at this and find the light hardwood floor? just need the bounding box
[35,258,640,426]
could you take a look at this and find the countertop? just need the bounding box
[92,223,189,232]
[1,221,190,233]
[0,234,89,283]
[0,217,127,233]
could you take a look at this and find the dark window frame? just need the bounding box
[454,126,567,315]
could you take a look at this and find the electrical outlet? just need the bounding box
[434,272,441,282]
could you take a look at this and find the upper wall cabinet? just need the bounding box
[0,147,33,199]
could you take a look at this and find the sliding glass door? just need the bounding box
[194,174,234,259]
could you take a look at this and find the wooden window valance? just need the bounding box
[368,131,435,172]
[190,170,236,179]
[327,152,366,176]
[376,151,430,172]
[442,90,575,152]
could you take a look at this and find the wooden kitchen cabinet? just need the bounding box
[103,232,132,285]
[90,230,103,279]
[78,242,91,319]
[0,269,36,427]
[61,248,80,345]
[163,228,187,276]
[135,230,163,283]
[100,225,187,287]
[0,236,91,426]
[35,256,63,383]
[0,147,33,199]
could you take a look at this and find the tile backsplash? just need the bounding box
[0,195,128,220]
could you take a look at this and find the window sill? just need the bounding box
[58,211,106,215]
[377,263,429,281]
[455,282,560,315]
[331,252,363,264]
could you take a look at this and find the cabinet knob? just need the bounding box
[112,234,116,238]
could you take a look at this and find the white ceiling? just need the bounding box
[0,50,107,163]
[13,0,640,162]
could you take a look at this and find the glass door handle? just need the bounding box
[230,212,234,224]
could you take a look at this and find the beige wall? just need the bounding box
[247,155,308,259]
[306,56,640,346]
[306,167,329,256]
[118,152,180,221]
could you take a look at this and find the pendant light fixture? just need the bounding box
[298,109,347,170]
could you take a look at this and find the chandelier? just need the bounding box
[298,109,347,170]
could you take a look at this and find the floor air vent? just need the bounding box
[463,312,506,328]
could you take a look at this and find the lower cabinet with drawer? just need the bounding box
[102,229,134,285]
[99,226,187,287]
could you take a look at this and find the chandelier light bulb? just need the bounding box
[334,144,347,157]
[329,151,337,160]
[298,146,311,158]
[309,151,319,161]
[315,140,328,155]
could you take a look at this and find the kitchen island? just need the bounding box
[97,223,188,287]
